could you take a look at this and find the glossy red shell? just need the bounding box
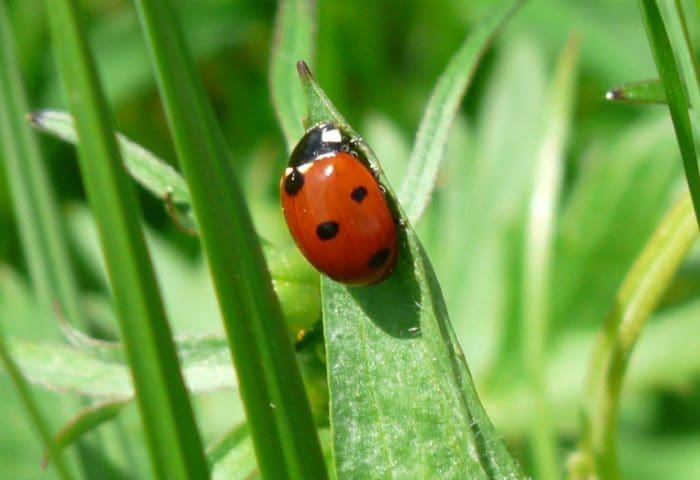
[280,151,398,285]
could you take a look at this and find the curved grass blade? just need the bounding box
[44,399,130,468]
[398,0,524,224]
[129,0,327,478]
[605,79,667,104]
[270,0,315,150]
[571,194,698,480]
[45,0,209,477]
[28,109,196,231]
[638,0,700,225]
[298,62,525,479]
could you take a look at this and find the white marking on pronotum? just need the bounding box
[298,163,314,174]
[321,128,342,143]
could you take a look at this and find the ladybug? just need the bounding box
[280,123,398,286]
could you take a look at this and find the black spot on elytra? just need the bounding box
[316,221,339,240]
[284,169,304,196]
[368,248,391,269]
[350,186,368,203]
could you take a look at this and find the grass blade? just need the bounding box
[45,0,209,478]
[270,0,315,150]
[398,0,524,224]
[0,0,86,336]
[571,194,697,480]
[298,62,525,479]
[605,79,667,104]
[521,37,578,480]
[661,0,700,123]
[638,0,700,225]
[129,1,327,478]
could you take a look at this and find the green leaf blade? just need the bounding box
[398,0,524,225]
[605,79,667,104]
[29,110,191,204]
[29,109,197,230]
[9,334,237,398]
[322,273,483,478]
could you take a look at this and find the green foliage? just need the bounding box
[1,0,700,479]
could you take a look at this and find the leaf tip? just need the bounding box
[605,88,622,101]
[40,451,49,470]
[26,109,43,127]
[296,60,313,81]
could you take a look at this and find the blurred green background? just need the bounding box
[1,0,699,478]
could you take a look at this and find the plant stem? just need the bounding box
[578,194,697,480]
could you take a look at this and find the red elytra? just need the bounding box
[280,123,398,286]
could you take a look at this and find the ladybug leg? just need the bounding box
[164,187,198,236]
[369,163,382,178]
[347,136,383,178]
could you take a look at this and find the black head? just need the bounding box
[288,122,351,167]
